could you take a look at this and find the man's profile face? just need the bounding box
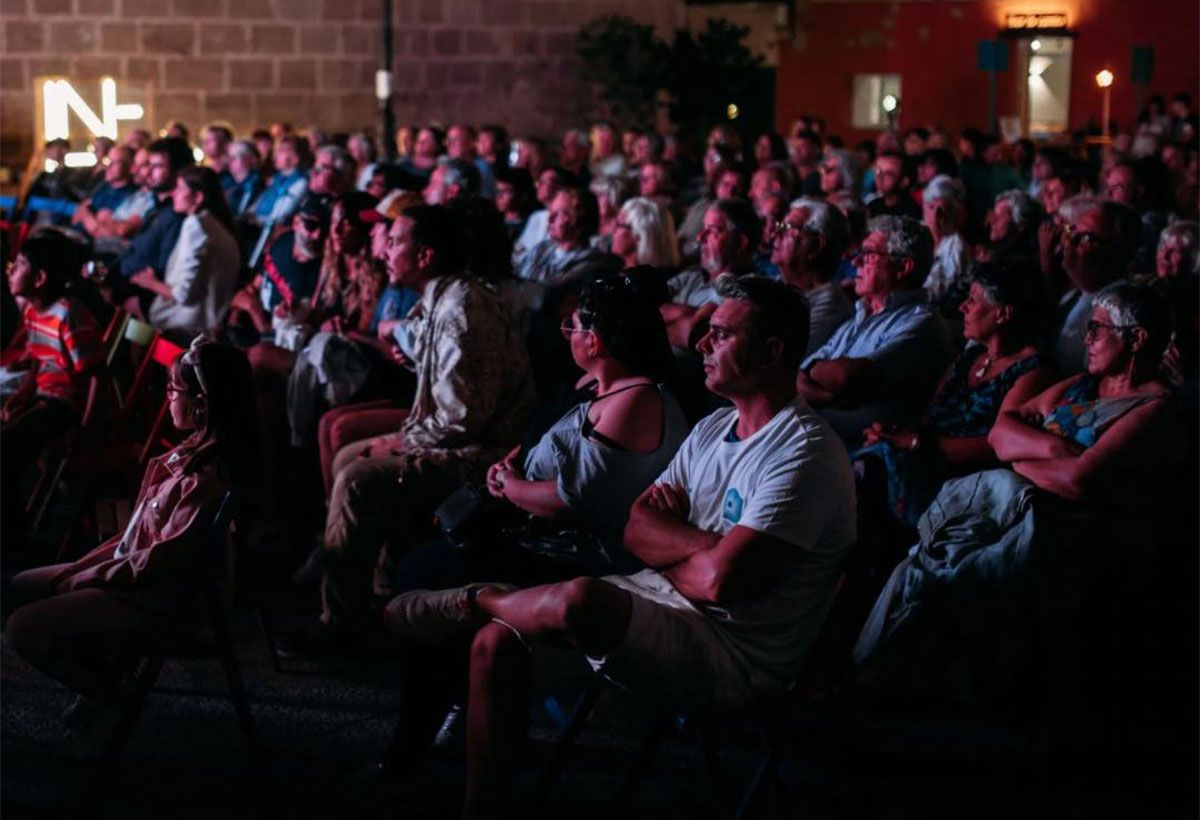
[771,206,810,269]
[548,191,582,245]
[423,166,448,205]
[202,130,226,162]
[696,299,765,397]
[105,148,133,184]
[700,208,739,274]
[386,216,421,286]
[1062,208,1111,289]
[854,230,903,299]
[1105,166,1137,207]
[145,152,174,193]
[447,127,473,160]
[274,141,298,173]
[874,156,904,197]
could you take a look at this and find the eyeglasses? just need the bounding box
[853,248,900,265]
[313,163,337,174]
[1062,223,1106,247]
[819,164,840,174]
[559,320,591,335]
[773,220,806,236]
[1084,319,1136,340]
[166,381,189,395]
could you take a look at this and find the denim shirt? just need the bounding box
[253,169,308,225]
[803,288,955,448]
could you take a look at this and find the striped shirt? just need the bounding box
[22,297,103,407]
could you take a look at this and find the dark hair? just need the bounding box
[148,136,195,174]
[794,129,822,148]
[177,165,238,239]
[715,275,811,375]
[445,195,513,282]
[756,132,788,163]
[904,127,930,142]
[710,197,762,252]
[877,150,912,183]
[479,124,509,149]
[577,273,674,381]
[1100,200,1143,272]
[171,339,260,489]
[333,190,379,237]
[921,148,959,179]
[557,186,601,239]
[17,230,81,302]
[970,256,1053,346]
[204,124,233,144]
[400,204,464,274]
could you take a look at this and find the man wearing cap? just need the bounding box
[227,194,328,342]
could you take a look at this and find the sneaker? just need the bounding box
[384,583,516,644]
[276,621,367,658]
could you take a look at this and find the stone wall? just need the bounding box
[0,0,686,169]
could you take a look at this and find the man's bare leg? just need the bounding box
[463,577,632,818]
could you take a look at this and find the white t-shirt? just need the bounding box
[653,397,857,690]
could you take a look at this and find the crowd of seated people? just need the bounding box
[1,99,1197,816]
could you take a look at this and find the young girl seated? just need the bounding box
[4,337,258,722]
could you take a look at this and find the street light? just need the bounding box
[881,93,899,130]
[1095,69,1114,153]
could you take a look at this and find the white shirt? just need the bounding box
[667,268,721,308]
[652,398,857,690]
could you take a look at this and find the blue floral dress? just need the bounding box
[854,345,1041,526]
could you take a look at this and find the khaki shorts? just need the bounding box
[586,570,755,706]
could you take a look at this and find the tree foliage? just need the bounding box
[576,15,764,135]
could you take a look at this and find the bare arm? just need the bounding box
[931,364,1058,467]
[1012,397,1173,504]
[661,302,715,350]
[662,525,791,605]
[624,483,720,570]
[497,476,568,519]
[988,375,1079,462]
[802,357,881,405]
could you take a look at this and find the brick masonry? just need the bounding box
[0,0,686,169]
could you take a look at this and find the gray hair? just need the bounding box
[228,139,260,162]
[437,156,481,195]
[1092,281,1172,365]
[823,147,858,193]
[316,144,355,179]
[867,214,934,281]
[1158,220,1200,275]
[589,175,626,209]
[715,274,812,373]
[923,174,966,221]
[789,197,849,258]
[993,189,1039,234]
[348,132,376,162]
[618,196,680,268]
[1058,194,1101,225]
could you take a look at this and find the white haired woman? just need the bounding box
[609,196,681,272]
[921,175,971,305]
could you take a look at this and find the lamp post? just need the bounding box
[377,0,396,161]
[882,93,899,131]
[1096,69,1114,155]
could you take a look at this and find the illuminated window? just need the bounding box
[852,74,901,129]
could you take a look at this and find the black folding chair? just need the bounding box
[76,491,262,812]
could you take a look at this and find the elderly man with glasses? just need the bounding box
[771,197,854,355]
[797,214,954,449]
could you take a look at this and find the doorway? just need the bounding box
[1017,35,1073,136]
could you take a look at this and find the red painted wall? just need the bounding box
[777,0,1200,142]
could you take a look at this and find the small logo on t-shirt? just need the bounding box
[722,488,744,524]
